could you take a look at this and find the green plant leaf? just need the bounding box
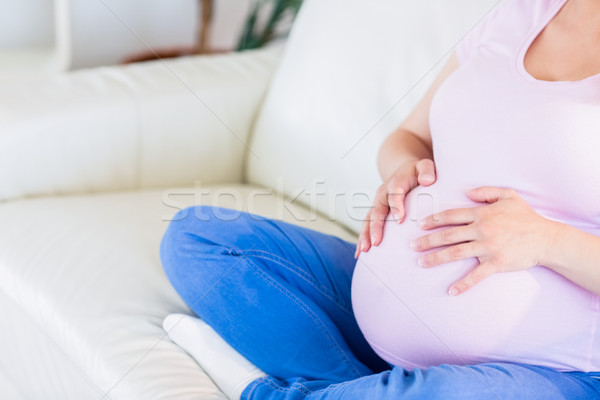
[236,0,303,51]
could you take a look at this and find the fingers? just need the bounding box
[369,190,391,247]
[387,191,406,224]
[356,184,409,258]
[355,212,372,258]
[356,188,392,258]
[415,159,436,186]
[420,207,476,230]
[411,226,475,251]
[417,242,480,268]
[386,177,414,224]
[466,186,515,204]
[448,262,497,296]
[356,159,437,258]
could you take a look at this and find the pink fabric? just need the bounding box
[352,0,600,372]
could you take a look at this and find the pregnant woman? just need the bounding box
[160,0,600,398]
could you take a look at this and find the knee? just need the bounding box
[161,204,241,249]
[161,205,206,261]
[159,205,249,286]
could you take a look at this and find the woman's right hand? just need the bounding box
[354,158,437,258]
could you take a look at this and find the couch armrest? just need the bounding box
[0,47,281,202]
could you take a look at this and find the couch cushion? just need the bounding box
[0,184,356,400]
[0,48,280,202]
[0,289,107,399]
[247,0,500,234]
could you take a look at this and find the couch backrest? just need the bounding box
[246,0,500,235]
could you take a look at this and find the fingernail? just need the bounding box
[449,287,459,296]
[422,174,434,182]
[419,219,426,227]
[417,257,426,267]
[371,235,376,245]
[410,240,418,250]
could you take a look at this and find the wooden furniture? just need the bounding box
[121,0,218,64]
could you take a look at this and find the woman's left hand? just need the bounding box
[410,186,557,296]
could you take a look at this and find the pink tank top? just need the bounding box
[352,0,600,372]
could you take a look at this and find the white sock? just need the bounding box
[163,313,267,400]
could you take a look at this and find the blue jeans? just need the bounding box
[160,206,600,400]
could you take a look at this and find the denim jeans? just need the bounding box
[160,205,600,400]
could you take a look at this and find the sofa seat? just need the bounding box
[0,184,356,399]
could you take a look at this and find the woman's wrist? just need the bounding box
[538,218,565,270]
[537,219,600,295]
[539,218,592,280]
[377,129,432,182]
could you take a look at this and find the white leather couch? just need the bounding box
[0,1,498,398]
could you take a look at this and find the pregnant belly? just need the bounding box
[351,183,599,372]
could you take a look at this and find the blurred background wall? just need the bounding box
[0,0,252,71]
[0,0,56,49]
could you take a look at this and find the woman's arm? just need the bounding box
[377,53,459,182]
[357,53,460,256]
[544,221,600,295]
